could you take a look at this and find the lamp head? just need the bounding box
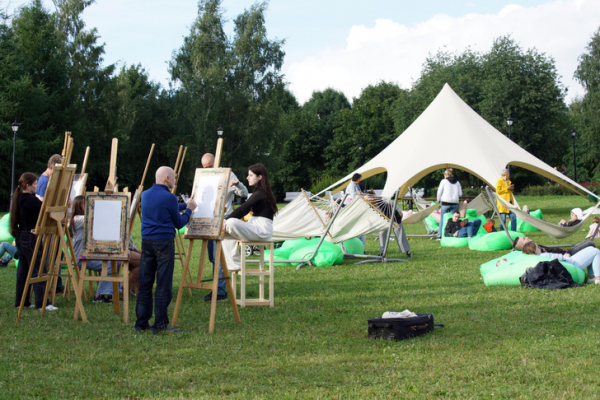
[217,126,223,137]
[571,129,576,138]
[11,120,19,133]
[506,115,513,127]
[358,144,363,151]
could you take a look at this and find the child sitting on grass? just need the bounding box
[483,218,497,233]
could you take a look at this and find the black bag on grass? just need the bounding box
[368,313,443,341]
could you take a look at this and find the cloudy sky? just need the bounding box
[4,0,598,104]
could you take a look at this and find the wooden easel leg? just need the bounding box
[171,240,195,327]
[220,244,240,324]
[109,260,120,316]
[208,242,220,334]
[122,260,129,323]
[55,226,86,322]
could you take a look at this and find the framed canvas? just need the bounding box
[81,192,130,260]
[185,168,231,240]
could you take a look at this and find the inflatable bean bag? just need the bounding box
[424,215,439,230]
[482,253,585,286]
[469,231,525,251]
[0,214,14,242]
[289,240,343,267]
[440,211,487,248]
[480,251,524,276]
[508,209,543,233]
[265,238,322,266]
[338,237,364,255]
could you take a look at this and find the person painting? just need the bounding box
[444,211,481,239]
[10,173,57,311]
[36,154,63,201]
[437,168,462,239]
[201,153,248,302]
[522,240,600,284]
[496,169,516,232]
[135,167,197,334]
[222,164,277,272]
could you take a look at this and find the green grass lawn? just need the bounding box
[1,195,600,399]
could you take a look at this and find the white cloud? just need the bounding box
[285,0,599,104]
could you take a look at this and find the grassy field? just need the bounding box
[1,195,599,399]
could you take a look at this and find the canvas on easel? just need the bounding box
[184,168,231,240]
[171,142,240,334]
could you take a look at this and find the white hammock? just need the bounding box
[327,195,394,244]
[402,202,440,225]
[495,195,600,239]
[272,191,326,241]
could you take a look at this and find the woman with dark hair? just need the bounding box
[345,173,363,200]
[10,172,57,311]
[222,164,278,271]
[70,195,120,303]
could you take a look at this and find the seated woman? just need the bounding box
[222,164,278,272]
[444,211,481,239]
[345,173,363,201]
[522,240,600,284]
[585,217,600,240]
[559,207,583,227]
[70,195,120,303]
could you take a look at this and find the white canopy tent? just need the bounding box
[320,84,598,202]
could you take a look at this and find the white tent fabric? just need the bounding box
[495,195,600,239]
[272,192,325,241]
[320,84,598,202]
[327,196,393,243]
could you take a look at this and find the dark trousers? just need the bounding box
[15,231,48,308]
[135,239,175,330]
[208,240,226,296]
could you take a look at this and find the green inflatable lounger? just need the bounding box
[469,231,525,251]
[0,213,14,243]
[265,237,320,266]
[440,209,487,248]
[482,252,585,286]
[508,209,544,233]
[480,251,525,276]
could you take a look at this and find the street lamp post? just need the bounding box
[571,129,577,183]
[358,144,363,167]
[10,120,19,203]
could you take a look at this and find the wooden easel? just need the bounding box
[16,137,87,322]
[170,146,193,296]
[74,138,131,322]
[171,138,240,333]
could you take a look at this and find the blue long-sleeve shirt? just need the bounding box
[141,184,191,240]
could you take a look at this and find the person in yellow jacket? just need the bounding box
[496,168,516,232]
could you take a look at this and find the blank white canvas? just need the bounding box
[192,176,220,219]
[93,200,122,241]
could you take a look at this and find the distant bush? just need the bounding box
[309,174,341,195]
[519,185,573,196]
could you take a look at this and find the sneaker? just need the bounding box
[152,326,181,335]
[28,304,36,309]
[45,305,58,311]
[203,292,228,302]
[0,261,8,267]
[406,251,413,260]
[595,278,600,285]
[107,294,123,302]
[93,294,113,303]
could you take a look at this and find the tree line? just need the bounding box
[1,0,599,208]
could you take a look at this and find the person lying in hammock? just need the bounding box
[559,207,583,227]
[444,211,481,239]
[522,240,600,284]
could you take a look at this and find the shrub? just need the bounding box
[519,185,573,196]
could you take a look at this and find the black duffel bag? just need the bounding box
[368,313,444,341]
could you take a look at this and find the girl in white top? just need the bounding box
[585,217,600,240]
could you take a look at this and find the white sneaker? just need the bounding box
[45,305,59,311]
[28,304,36,309]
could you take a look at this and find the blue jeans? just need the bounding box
[0,242,17,262]
[208,240,226,296]
[135,239,175,330]
[78,260,120,296]
[500,212,517,232]
[439,204,458,237]
[456,219,482,238]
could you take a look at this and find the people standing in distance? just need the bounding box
[496,169,516,232]
[221,164,277,272]
[10,173,57,311]
[135,166,197,335]
[437,168,462,239]
[200,153,248,302]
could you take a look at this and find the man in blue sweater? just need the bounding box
[135,166,196,334]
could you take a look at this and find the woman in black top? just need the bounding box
[222,164,278,271]
[9,173,56,311]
